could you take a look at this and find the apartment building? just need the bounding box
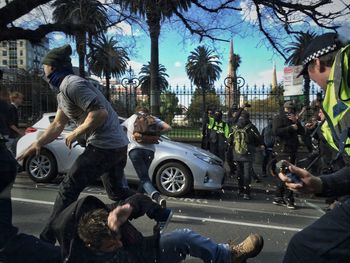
[0,38,49,71]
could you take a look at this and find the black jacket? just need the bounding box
[51,195,159,263]
[272,112,304,153]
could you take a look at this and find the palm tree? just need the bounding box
[186,45,222,114]
[52,0,109,77]
[116,0,192,115]
[285,31,317,106]
[139,62,169,96]
[87,35,129,101]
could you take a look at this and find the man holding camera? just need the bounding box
[272,101,304,209]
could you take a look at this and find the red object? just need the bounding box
[25,127,37,134]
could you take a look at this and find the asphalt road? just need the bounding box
[11,173,326,263]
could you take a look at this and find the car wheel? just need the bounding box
[155,162,193,197]
[26,150,58,183]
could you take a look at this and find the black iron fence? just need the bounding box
[0,68,57,126]
[0,69,323,141]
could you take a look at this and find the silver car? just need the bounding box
[17,113,225,197]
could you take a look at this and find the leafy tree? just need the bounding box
[186,45,222,114]
[160,91,179,124]
[186,88,220,125]
[52,0,109,77]
[284,31,317,106]
[87,35,129,101]
[139,62,169,96]
[115,0,192,115]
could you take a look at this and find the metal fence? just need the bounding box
[0,69,323,141]
[0,68,57,125]
[112,82,323,141]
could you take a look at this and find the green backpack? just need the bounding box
[233,124,252,155]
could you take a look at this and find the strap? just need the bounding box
[333,50,343,101]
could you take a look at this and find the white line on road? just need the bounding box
[12,197,302,232]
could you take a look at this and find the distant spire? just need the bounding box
[228,39,235,77]
[272,62,277,91]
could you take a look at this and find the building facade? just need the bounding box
[0,39,49,71]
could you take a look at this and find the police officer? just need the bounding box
[207,110,230,161]
[279,32,350,262]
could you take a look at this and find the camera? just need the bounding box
[275,160,303,184]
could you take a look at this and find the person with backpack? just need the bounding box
[231,111,262,200]
[122,106,171,208]
[261,119,275,177]
[272,101,305,209]
[207,110,230,162]
[17,45,134,244]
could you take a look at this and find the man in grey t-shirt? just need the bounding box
[18,44,133,244]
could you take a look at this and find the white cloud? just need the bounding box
[174,61,182,68]
[168,76,191,87]
[108,21,142,37]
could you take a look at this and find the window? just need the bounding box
[2,50,7,56]
[20,50,23,56]
[2,60,7,65]
[2,41,7,47]
[20,59,23,65]
[19,41,23,47]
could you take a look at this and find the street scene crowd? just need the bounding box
[1,25,350,263]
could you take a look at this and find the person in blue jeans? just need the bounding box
[76,194,264,263]
[122,106,171,207]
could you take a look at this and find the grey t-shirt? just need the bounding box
[57,75,129,149]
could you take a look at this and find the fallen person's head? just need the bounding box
[77,208,123,253]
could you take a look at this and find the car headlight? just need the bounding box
[194,153,222,165]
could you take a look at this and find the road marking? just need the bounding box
[12,197,302,232]
[174,215,302,232]
[303,200,326,215]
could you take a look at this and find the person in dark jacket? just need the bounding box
[261,119,275,177]
[231,111,263,200]
[7,91,24,156]
[0,130,62,263]
[272,101,304,209]
[207,110,230,162]
[75,194,264,263]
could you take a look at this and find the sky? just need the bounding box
[5,0,350,89]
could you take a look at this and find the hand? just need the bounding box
[65,131,78,149]
[17,141,41,161]
[288,114,298,123]
[291,124,298,130]
[108,203,133,231]
[278,162,323,194]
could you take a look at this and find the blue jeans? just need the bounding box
[159,229,231,263]
[283,198,350,263]
[41,145,131,243]
[129,148,157,196]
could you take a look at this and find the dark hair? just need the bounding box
[77,208,117,251]
[308,50,338,73]
[135,106,149,114]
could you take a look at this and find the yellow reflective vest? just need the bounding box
[208,117,230,139]
[322,44,350,156]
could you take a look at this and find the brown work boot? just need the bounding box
[229,234,264,263]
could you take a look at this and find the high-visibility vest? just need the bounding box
[322,44,350,156]
[208,117,230,138]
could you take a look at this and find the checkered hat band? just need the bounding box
[303,44,338,65]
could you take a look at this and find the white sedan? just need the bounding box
[17,113,225,197]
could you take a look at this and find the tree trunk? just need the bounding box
[147,8,161,116]
[76,32,86,78]
[105,75,110,101]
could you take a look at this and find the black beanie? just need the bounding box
[42,44,73,69]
